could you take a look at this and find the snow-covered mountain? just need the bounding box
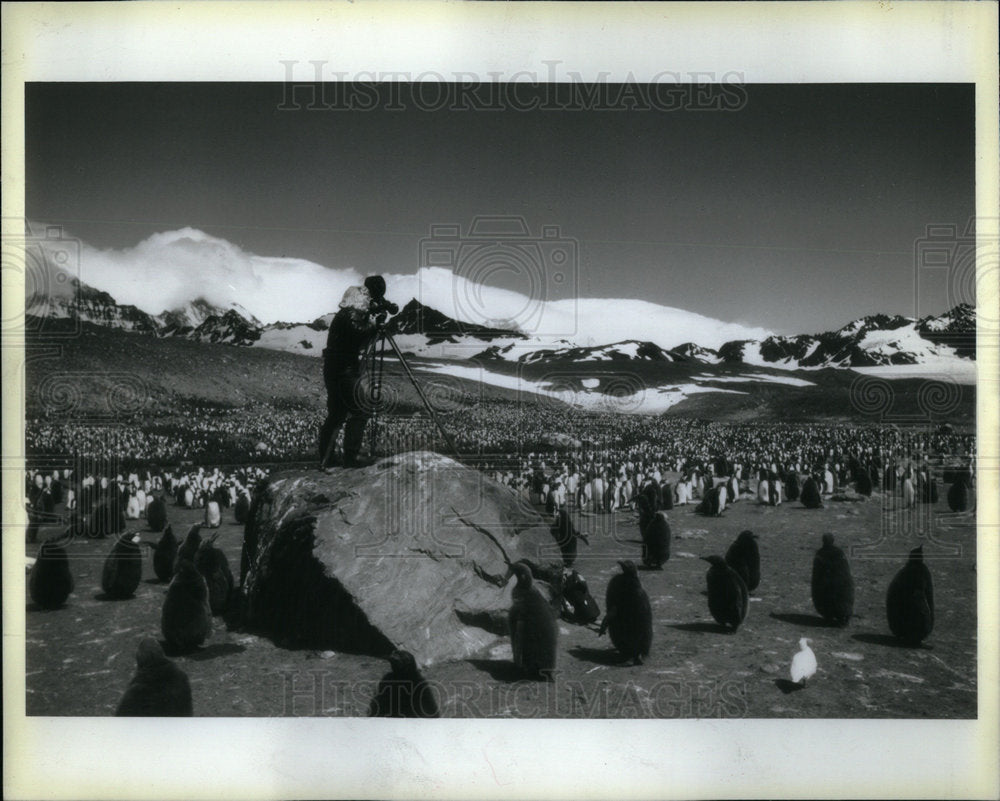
[154,298,263,335]
[712,306,976,369]
[26,274,159,333]
[24,253,976,380]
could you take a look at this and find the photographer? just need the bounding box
[318,275,398,468]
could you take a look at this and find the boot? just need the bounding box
[343,452,375,469]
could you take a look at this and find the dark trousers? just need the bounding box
[318,368,370,466]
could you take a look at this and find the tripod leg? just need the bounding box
[383,332,462,460]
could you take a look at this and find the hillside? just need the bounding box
[24,320,975,425]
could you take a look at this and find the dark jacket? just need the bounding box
[323,307,376,375]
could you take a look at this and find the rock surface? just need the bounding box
[238,451,553,665]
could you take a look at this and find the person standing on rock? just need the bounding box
[319,275,397,468]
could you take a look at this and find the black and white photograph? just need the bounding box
[4,3,998,799]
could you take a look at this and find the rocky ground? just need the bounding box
[25,478,977,719]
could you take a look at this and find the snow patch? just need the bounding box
[851,359,977,384]
[414,362,750,414]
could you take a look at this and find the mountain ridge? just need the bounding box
[26,263,976,371]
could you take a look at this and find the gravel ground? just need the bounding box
[25,480,977,719]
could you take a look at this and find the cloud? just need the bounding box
[38,225,364,324]
[31,224,773,347]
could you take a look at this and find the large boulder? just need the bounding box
[238,451,553,665]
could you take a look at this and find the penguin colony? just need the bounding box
[25,450,964,715]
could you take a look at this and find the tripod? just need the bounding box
[320,323,461,467]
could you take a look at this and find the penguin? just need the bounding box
[599,560,653,665]
[549,508,589,567]
[855,469,873,497]
[756,479,770,505]
[697,484,727,517]
[901,473,916,508]
[145,524,179,583]
[790,638,817,686]
[800,476,823,509]
[212,485,230,510]
[146,497,167,532]
[919,475,939,505]
[545,486,557,515]
[175,525,203,571]
[674,480,690,506]
[726,475,740,504]
[559,569,600,624]
[714,483,728,514]
[702,555,749,631]
[640,510,671,570]
[657,480,673,511]
[101,531,143,599]
[822,468,835,495]
[785,472,800,502]
[869,462,881,491]
[234,492,251,524]
[811,533,854,626]
[161,559,213,653]
[947,470,971,512]
[508,562,559,680]
[183,487,195,509]
[28,534,75,609]
[636,492,655,532]
[724,530,760,593]
[768,475,781,506]
[367,649,440,718]
[194,533,234,615]
[89,499,127,539]
[203,500,222,529]
[886,545,934,645]
[589,476,605,512]
[115,637,193,717]
[125,491,141,520]
[847,455,862,482]
[884,465,898,493]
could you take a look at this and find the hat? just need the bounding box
[339,285,371,312]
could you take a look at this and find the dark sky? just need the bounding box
[25,82,975,334]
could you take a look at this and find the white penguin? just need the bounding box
[204,500,221,528]
[125,492,141,520]
[823,468,835,495]
[902,473,916,508]
[790,638,817,686]
[674,479,689,506]
[757,480,770,505]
